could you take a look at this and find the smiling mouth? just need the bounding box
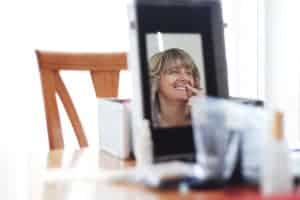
[174,84,188,91]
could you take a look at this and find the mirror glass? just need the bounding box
[146,33,207,128]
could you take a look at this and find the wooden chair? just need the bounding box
[36,50,127,150]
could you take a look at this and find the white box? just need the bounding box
[98,98,132,159]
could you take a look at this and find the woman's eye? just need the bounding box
[168,69,179,74]
[186,71,193,76]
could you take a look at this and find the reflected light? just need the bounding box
[157,32,164,51]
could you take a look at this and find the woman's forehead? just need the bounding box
[164,58,191,70]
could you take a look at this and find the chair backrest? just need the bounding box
[36,50,127,150]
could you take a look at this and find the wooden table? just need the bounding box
[24,148,261,200]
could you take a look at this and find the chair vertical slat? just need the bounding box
[39,69,64,149]
[91,71,119,97]
[55,73,88,148]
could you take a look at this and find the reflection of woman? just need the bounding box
[149,48,202,127]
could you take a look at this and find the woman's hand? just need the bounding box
[185,84,202,96]
[186,85,203,106]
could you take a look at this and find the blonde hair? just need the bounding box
[149,48,201,126]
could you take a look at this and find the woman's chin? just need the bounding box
[175,96,189,102]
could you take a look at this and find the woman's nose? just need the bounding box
[178,70,190,80]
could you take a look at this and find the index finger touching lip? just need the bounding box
[185,84,200,95]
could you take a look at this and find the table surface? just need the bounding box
[18,148,266,200]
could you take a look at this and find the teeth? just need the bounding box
[174,83,189,91]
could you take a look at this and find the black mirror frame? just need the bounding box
[135,0,229,162]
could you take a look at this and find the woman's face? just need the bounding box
[158,59,195,102]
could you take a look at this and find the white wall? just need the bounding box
[222,0,300,146]
[222,0,258,99]
[264,0,300,147]
[0,0,131,152]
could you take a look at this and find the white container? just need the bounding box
[98,98,132,159]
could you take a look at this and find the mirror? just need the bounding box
[146,33,206,128]
[131,0,229,161]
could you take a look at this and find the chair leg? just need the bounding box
[40,69,64,149]
[55,73,88,148]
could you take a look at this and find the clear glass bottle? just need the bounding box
[261,111,294,195]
